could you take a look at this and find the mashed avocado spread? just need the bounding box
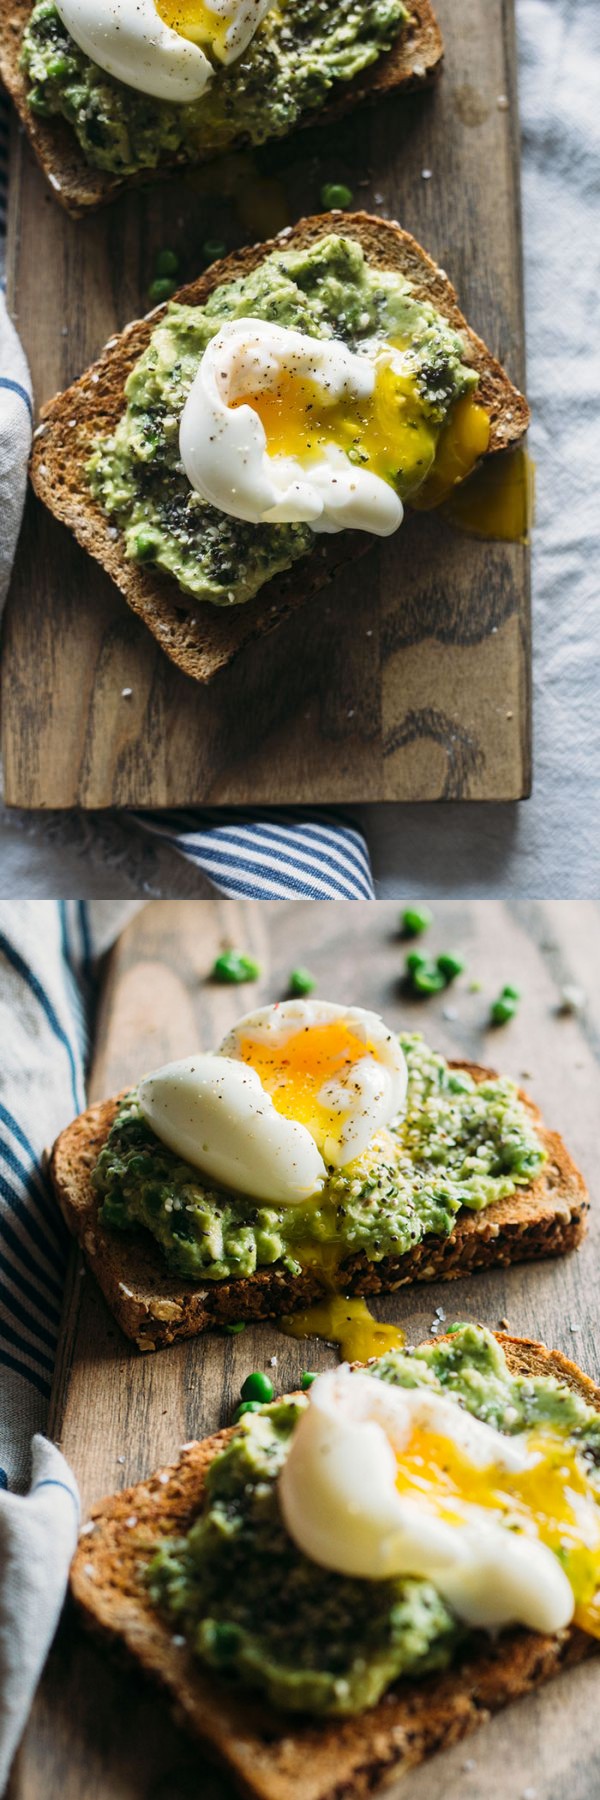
[84,235,478,606]
[146,1326,600,1715]
[22,0,408,174]
[92,1034,545,1282]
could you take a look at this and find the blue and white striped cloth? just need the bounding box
[0,901,112,1490]
[0,96,373,900]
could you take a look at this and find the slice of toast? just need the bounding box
[0,0,443,215]
[30,211,530,684]
[70,1333,600,1800]
[49,1064,588,1352]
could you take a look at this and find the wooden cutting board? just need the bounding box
[0,0,530,807]
[7,898,600,1800]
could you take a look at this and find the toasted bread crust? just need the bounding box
[49,1063,588,1352]
[70,1334,600,1800]
[30,211,530,683]
[0,0,442,215]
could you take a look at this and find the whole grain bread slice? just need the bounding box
[0,0,442,215]
[49,1063,588,1352]
[70,1332,600,1800]
[30,210,530,684]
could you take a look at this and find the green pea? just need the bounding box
[436,951,465,982]
[320,182,353,210]
[401,907,433,937]
[301,1371,317,1389]
[288,967,316,997]
[233,1401,263,1422]
[212,951,261,984]
[154,248,179,277]
[241,1370,274,1404]
[46,52,71,77]
[405,949,429,976]
[500,983,521,1002]
[447,1072,471,1095]
[223,1321,246,1334]
[133,528,158,560]
[412,964,446,995]
[148,276,177,305]
[203,239,227,262]
[491,995,517,1025]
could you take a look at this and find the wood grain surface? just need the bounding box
[0,0,530,808]
[7,898,600,1800]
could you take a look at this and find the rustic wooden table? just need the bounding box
[9,899,600,1800]
[1,0,530,807]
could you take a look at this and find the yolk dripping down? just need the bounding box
[230,353,490,504]
[237,1019,380,1157]
[156,0,232,57]
[394,1424,600,1637]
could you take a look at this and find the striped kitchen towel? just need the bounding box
[0,901,135,1490]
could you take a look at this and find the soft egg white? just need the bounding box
[137,1052,326,1205]
[278,1369,575,1636]
[219,999,408,1168]
[179,318,405,535]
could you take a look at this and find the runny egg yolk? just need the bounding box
[231,355,438,496]
[236,1020,380,1157]
[155,0,232,56]
[410,392,491,508]
[230,356,490,502]
[394,1425,600,1637]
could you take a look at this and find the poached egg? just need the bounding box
[178,318,440,535]
[279,1368,600,1637]
[137,1000,407,1205]
[56,0,274,104]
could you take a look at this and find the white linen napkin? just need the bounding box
[0,1437,79,1795]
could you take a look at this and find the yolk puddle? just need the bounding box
[237,1019,378,1155]
[394,1424,600,1635]
[410,394,491,509]
[440,447,535,542]
[231,357,439,495]
[156,0,231,56]
[279,1294,405,1364]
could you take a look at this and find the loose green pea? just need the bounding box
[203,238,227,262]
[491,995,517,1025]
[148,276,177,305]
[436,951,465,982]
[500,983,521,1002]
[288,967,316,997]
[412,964,446,995]
[212,951,261,984]
[223,1321,246,1334]
[233,1401,263,1422]
[401,906,433,937]
[301,1371,317,1389]
[155,247,179,277]
[320,182,353,209]
[405,949,429,976]
[241,1370,274,1404]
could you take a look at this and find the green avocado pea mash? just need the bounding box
[84,235,478,606]
[92,1033,545,1282]
[146,1326,600,1716]
[22,0,408,175]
